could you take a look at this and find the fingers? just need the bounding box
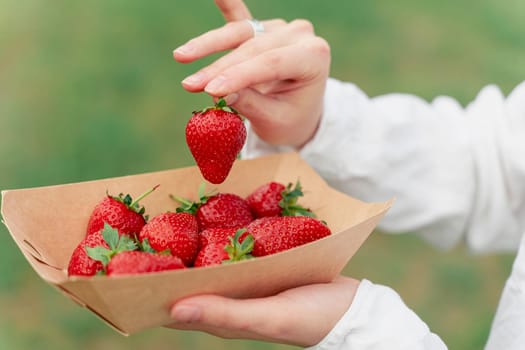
[169,294,293,343]
[214,0,252,22]
[173,19,286,64]
[168,277,360,347]
[176,19,325,94]
[204,38,330,96]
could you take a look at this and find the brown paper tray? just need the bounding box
[1,152,392,335]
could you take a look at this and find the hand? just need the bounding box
[173,0,331,149]
[167,276,360,347]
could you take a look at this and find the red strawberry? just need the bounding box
[246,216,331,256]
[68,223,137,276]
[194,228,254,267]
[173,187,254,231]
[246,180,315,218]
[186,98,246,184]
[86,185,159,236]
[197,193,253,231]
[198,227,238,247]
[107,251,185,276]
[138,212,199,266]
[194,242,230,267]
[67,229,109,276]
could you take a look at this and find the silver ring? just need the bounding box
[246,19,265,37]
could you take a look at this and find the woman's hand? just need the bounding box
[173,0,331,149]
[167,276,360,347]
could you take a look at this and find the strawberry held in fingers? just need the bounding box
[86,185,159,237]
[138,212,199,266]
[186,98,246,184]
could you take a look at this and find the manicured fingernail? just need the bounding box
[205,76,227,94]
[171,304,201,323]
[182,72,205,87]
[224,93,239,105]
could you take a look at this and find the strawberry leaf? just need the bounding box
[90,223,137,268]
[280,180,316,218]
[139,238,157,253]
[102,223,120,250]
[86,246,113,266]
[116,234,138,253]
[223,229,254,263]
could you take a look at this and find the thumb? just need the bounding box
[169,294,294,343]
[225,87,320,148]
[224,88,298,146]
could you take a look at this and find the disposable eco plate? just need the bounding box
[1,152,392,335]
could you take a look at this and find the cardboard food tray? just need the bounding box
[1,152,392,335]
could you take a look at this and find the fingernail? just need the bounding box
[223,93,239,105]
[205,76,227,94]
[171,304,201,323]
[173,42,194,56]
[182,72,205,87]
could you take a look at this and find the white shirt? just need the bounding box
[241,78,525,349]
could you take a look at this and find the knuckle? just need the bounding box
[289,19,314,33]
[304,36,331,57]
[271,18,288,27]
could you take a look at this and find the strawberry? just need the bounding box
[246,216,331,256]
[246,180,315,218]
[67,229,108,276]
[186,98,246,184]
[198,227,238,247]
[138,212,199,266]
[193,242,230,267]
[86,185,159,236]
[173,185,254,231]
[196,193,253,231]
[106,251,185,276]
[68,223,137,276]
[194,228,254,267]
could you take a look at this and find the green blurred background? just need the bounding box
[1,0,524,349]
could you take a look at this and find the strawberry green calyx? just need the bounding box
[110,184,160,217]
[223,229,254,263]
[199,97,240,116]
[280,181,316,217]
[86,223,138,267]
[170,182,216,215]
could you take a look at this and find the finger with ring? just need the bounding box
[246,19,265,37]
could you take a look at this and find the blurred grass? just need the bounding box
[0,0,523,349]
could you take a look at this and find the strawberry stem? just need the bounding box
[130,184,160,208]
[170,182,217,214]
[200,97,239,115]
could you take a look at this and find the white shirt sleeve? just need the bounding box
[485,232,525,350]
[304,280,447,350]
[243,78,525,253]
[241,78,525,350]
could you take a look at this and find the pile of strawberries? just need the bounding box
[67,98,331,277]
[67,181,331,277]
